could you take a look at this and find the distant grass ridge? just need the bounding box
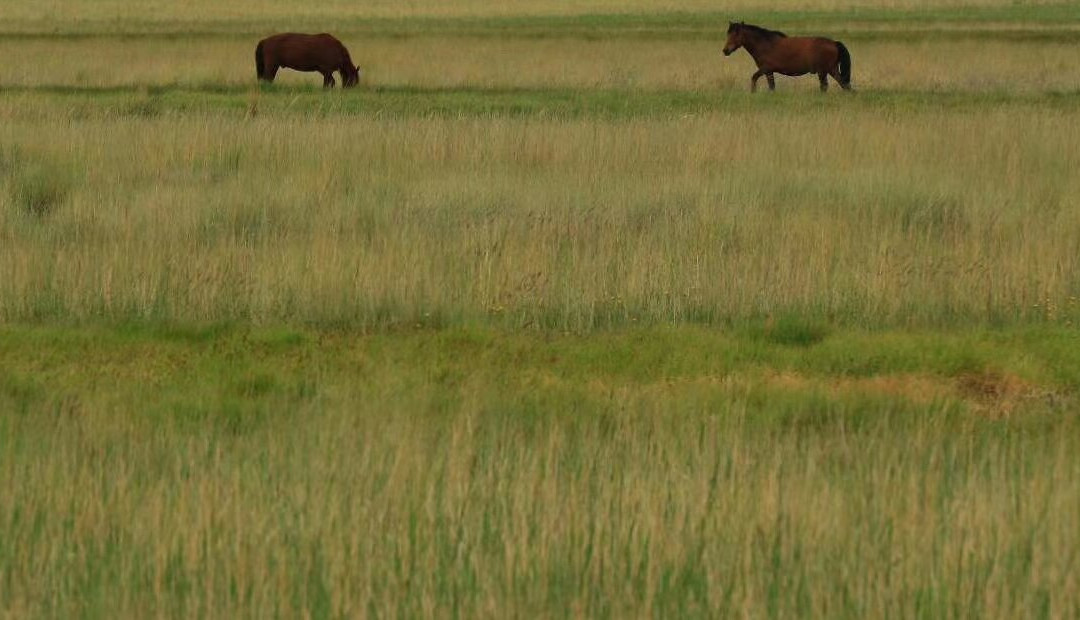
[2,5,1079,37]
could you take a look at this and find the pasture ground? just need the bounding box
[2,1,1080,617]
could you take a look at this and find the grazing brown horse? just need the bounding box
[722,22,851,93]
[255,33,361,88]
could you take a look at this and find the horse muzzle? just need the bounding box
[722,48,734,56]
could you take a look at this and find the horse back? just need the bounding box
[770,36,840,73]
[259,33,348,70]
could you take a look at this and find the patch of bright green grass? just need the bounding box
[1,323,1076,416]
[4,86,1080,123]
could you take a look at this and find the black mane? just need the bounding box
[730,22,787,39]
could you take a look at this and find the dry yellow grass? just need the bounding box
[3,37,1080,93]
[2,100,1079,327]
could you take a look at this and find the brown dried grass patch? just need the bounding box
[955,371,1056,417]
[763,371,954,405]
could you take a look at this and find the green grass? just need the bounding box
[1,324,1078,616]
[3,322,1078,399]
[6,85,1080,120]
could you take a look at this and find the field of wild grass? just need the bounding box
[2,1,1080,617]
[4,99,1080,327]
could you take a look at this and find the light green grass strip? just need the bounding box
[4,86,1080,121]
[2,5,1078,38]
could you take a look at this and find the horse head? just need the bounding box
[343,65,361,88]
[723,22,745,56]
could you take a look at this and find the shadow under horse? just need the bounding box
[722,22,852,93]
[255,33,361,88]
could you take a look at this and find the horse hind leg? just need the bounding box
[766,73,776,91]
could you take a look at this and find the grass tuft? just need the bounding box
[3,152,73,218]
[765,315,831,347]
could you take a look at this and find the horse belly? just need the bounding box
[282,59,321,72]
[763,46,811,76]
[772,58,811,77]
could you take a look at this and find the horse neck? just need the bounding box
[742,33,777,58]
[337,48,355,74]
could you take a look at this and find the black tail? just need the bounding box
[836,41,852,87]
[255,41,265,80]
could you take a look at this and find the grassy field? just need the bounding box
[1,324,1078,617]
[2,1,1080,617]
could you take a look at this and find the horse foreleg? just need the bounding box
[322,72,336,88]
[818,72,829,92]
[750,70,767,93]
[766,73,776,91]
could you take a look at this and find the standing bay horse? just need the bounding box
[255,33,361,88]
[722,22,851,93]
